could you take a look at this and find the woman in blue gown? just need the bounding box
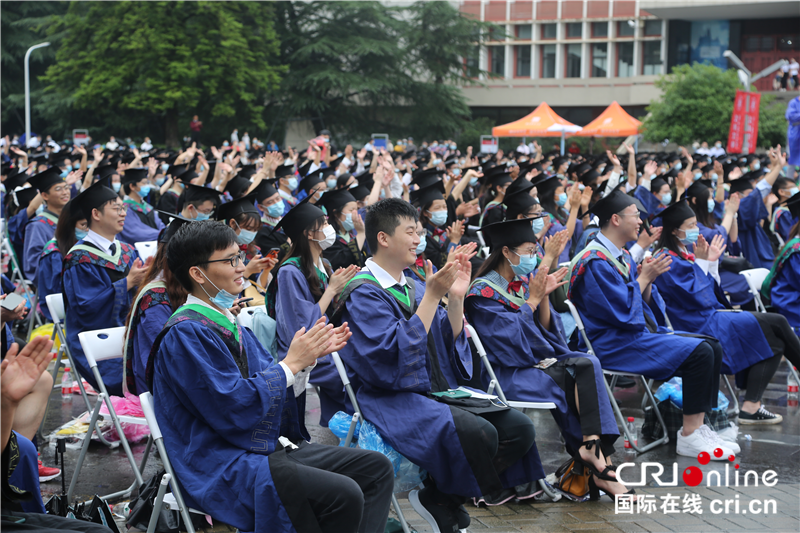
[466,218,632,500]
[653,201,798,424]
[763,194,800,333]
[535,176,584,264]
[267,198,360,427]
[317,188,369,271]
[770,178,799,242]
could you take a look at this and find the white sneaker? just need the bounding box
[676,425,736,459]
[714,423,741,454]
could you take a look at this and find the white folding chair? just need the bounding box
[134,241,158,262]
[2,235,43,340]
[330,352,412,533]
[139,392,202,533]
[739,268,770,313]
[564,299,669,454]
[68,327,153,501]
[472,228,490,259]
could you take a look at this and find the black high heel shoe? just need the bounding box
[588,476,637,501]
[574,439,616,481]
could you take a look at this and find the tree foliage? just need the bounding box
[643,62,787,148]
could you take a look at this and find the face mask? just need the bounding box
[415,239,427,256]
[197,268,238,311]
[162,163,170,173]
[342,213,355,232]
[450,144,457,150]
[223,141,230,147]
[60,170,69,178]
[428,210,448,227]
[555,192,568,207]
[650,174,657,181]
[531,218,545,234]
[266,202,284,218]
[312,225,336,250]
[349,182,358,189]
[193,206,212,221]
[452,168,461,177]
[715,143,722,148]
[751,161,760,171]
[674,162,682,170]
[156,177,165,186]
[138,184,152,197]
[236,228,257,245]
[508,250,540,277]
[789,187,800,197]
[679,228,700,245]
[470,177,479,187]
[35,203,45,215]
[286,177,298,190]
[75,228,88,240]
[694,172,702,181]
[782,166,789,176]
[710,172,719,182]
[661,193,672,205]
[704,198,714,213]
[433,159,442,166]
[66,165,73,172]
[112,182,121,193]
[327,178,337,189]
[577,183,585,191]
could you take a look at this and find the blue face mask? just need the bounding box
[710,173,719,182]
[679,228,700,245]
[433,159,442,166]
[162,163,170,173]
[694,172,702,181]
[342,213,355,232]
[707,199,715,213]
[555,192,568,207]
[197,269,238,311]
[508,250,540,277]
[266,202,284,218]
[674,162,683,170]
[75,228,88,240]
[60,170,69,178]
[155,177,165,186]
[452,168,461,177]
[415,239,427,256]
[112,182,121,193]
[138,184,152,197]
[327,178,337,189]
[66,165,73,172]
[35,203,45,215]
[531,218,545,234]
[650,173,657,181]
[789,187,799,197]
[428,210,448,227]
[661,193,672,205]
[286,177,298,191]
[193,207,212,222]
[470,177,479,187]
[751,161,760,171]
[236,228,257,245]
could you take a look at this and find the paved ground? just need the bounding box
[38,363,800,532]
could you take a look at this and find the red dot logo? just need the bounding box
[735,464,740,469]
[683,466,703,486]
[713,448,724,458]
[728,455,736,462]
[697,452,711,465]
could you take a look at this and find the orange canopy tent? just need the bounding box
[576,101,642,137]
[492,102,579,137]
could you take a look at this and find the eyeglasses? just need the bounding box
[204,251,246,268]
[51,185,69,193]
[416,231,427,238]
[514,248,539,259]
[108,204,129,215]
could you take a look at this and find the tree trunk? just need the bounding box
[165,106,180,149]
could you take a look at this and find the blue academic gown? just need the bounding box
[652,251,774,375]
[133,302,172,396]
[153,318,310,533]
[634,187,665,219]
[118,203,164,244]
[35,241,62,322]
[697,222,751,306]
[773,207,798,243]
[544,214,583,264]
[22,210,58,281]
[569,248,703,380]
[737,191,775,269]
[771,251,800,330]
[275,264,343,427]
[62,240,139,396]
[787,96,800,167]
[338,277,544,497]
[8,210,30,273]
[464,275,618,455]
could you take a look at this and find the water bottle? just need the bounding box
[624,416,638,449]
[788,368,799,397]
[61,367,73,399]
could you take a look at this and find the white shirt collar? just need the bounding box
[364,258,407,289]
[185,293,236,324]
[595,231,624,260]
[84,230,117,254]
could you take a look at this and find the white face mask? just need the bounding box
[312,225,336,250]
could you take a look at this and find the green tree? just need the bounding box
[43,1,284,147]
[643,62,787,148]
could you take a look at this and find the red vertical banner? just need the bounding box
[744,92,761,154]
[728,90,746,153]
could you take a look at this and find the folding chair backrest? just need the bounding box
[77,327,126,368]
[464,323,508,403]
[740,268,770,312]
[46,293,66,325]
[564,299,594,355]
[134,241,158,262]
[331,352,360,412]
[236,307,258,330]
[139,392,163,440]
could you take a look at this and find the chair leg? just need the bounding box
[146,474,171,533]
[155,438,196,533]
[392,493,411,533]
[604,375,668,455]
[722,375,739,416]
[538,478,561,501]
[68,396,105,501]
[58,326,94,415]
[99,393,145,489]
[641,379,654,411]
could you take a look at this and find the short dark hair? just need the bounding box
[86,197,119,229]
[167,220,238,290]
[365,198,418,252]
[772,177,792,197]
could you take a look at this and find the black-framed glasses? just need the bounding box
[514,248,539,259]
[204,251,246,268]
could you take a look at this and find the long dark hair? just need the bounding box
[418,201,433,228]
[278,215,332,301]
[328,206,346,235]
[789,219,800,241]
[474,247,508,280]
[687,186,714,228]
[656,219,686,256]
[55,200,86,256]
[539,186,567,225]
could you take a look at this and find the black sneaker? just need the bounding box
[409,488,459,533]
[454,504,470,530]
[738,406,783,425]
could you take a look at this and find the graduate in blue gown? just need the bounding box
[267,197,360,427]
[274,166,299,215]
[405,220,438,284]
[62,180,149,396]
[568,190,736,458]
[254,181,291,262]
[23,167,71,282]
[118,168,164,244]
[764,193,800,332]
[653,201,796,424]
[7,186,42,277]
[536,176,584,264]
[318,188,369,271]
[770,178,799,242]
[634,175,671,219]
[416,180,463,270]
[149,219,393,533]
[335,198,541,533]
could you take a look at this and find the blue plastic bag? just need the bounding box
[654,377,729,412]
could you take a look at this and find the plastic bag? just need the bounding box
[328,411,359,447]
[98,391,151,443]
[654,377,729,412]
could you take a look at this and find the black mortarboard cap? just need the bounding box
[581,170,600,187]
[175,169,198,184]
[4,169,30,191]
[94,164,117,181]
[655,200,695,229]
[268,195,325,241]
[168,163,188,177]
[409,180,445,207]
[587,188,638,225]
[121,168,149,185]
[684,180,710,200]
[216,194,259,222]
[297,160,314,177]
[487,171,513,189]
[534,176,562,201]
[505,176,534,198]
[224,176,252,199]
[203,161,217,184]
[651,177,669,194]
[157,210,194,244]
[237,164,257,179]
[729,178,753,195]
[317,188,356,214]
[184,183,221,205]
[298,173,325,194]
[784,191,800,219]
[503,190,538,219]
[72,178,119,219]
[253,180,279,203]
[12,187,39,209]
[274,164,295,179]
[28,166,64,193]
[482,218,539,252]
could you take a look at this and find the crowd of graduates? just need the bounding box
[2,129,800,533]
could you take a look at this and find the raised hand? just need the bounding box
[1,336,53,404]
[728,166,743,182]
[446,220,464,244]
[447,241,478,264]
[426,260,460,300]
[636,225,662,250]
[694,234,710,261]
[284,317,337,373]
[545,266,569,295]
[327,265,360,295]
[65,170,83,186]
[644,160,658,178]
[707,234,726,262]
[639,253,671,284]
[527,265,549,306]
[726,193,741,214]
[448,253,472,299]
[543,229,569,261]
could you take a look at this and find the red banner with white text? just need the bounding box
[728,90,760,154]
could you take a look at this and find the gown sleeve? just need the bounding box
[63,262,132,329]
[324,239,357,270]
[653,258,720,311]
[275,266,324,359]
[578,259,649,332]
[738,191,768,230]
[118,211,161,244]
[133,304,172,395]
[22,222,50,281]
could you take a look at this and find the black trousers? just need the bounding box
[672,340,723,415]
[737,311,800,401]
[287,442,394,533]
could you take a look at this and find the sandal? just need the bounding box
[573,439,616,482]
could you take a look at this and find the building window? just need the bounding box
[566,23,582,38]
[465,45,480,77]
[642,41,661,75]
[592,43,608,77]
[761,36,775,51]
[566,44,582,77]
[490,46,505,76]
[617,21,635,38]
[541,23,557,40]
[542,44,556,78]
[744,37,760,52]
[617,42,634,77]
[592,21,608,38]
[516,25,532,40]
[643,20,661,36]
[515,45,531,77]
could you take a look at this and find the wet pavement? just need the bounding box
[38,364,800,532]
